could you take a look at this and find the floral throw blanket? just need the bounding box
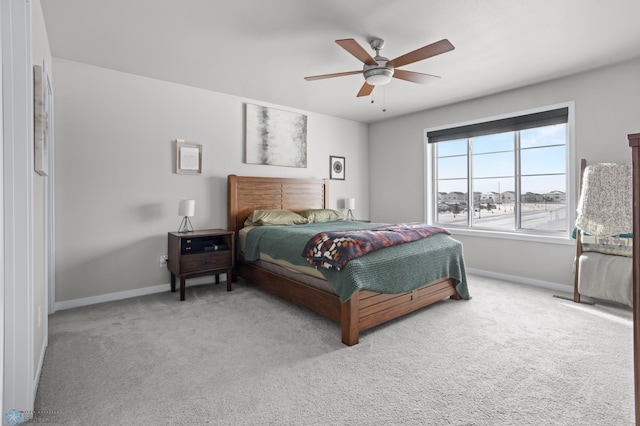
[301,222,450,271]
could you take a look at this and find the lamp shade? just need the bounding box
[178,199,195,217]
[346,198,356,210]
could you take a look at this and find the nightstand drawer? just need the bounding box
[180,251,231,273]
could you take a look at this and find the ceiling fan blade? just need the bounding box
[336,39,377,66]
[392,69,441,85]
[388,39,454,68]
[356,82,374,97]
[304,70,362,81]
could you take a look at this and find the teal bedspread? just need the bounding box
[244,221,469,302]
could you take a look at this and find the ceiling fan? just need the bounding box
[304,38,455,97]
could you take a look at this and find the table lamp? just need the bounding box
[346,198,356,220]
[178,199,195,233]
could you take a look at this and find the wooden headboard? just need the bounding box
[227,175,329,234]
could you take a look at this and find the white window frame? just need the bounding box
[424,102,576,245]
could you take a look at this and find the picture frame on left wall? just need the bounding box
[33,63,52,176]
[176,140,202,174]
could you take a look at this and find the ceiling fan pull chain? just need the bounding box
[382,86,387,112]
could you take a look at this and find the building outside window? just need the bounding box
[425,103,574,242]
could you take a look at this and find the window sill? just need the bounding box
[443,226,573,245]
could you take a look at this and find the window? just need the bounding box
[426,104,574,241]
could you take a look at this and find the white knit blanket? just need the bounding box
[575,162,632,236]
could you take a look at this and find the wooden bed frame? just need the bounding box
[227,174,461,346]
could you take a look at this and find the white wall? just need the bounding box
[369,58,640,288]
[53,59,369,304]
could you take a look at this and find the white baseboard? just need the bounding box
[34,334,48,400]
[56,269,571,311]
[466,268,572,293]
[54,275,219,311]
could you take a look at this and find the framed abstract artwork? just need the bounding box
[330,155,345,180]
[245,103,308,168]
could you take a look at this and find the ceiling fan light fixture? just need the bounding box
[363,66,394,86]
[304,37,454,96]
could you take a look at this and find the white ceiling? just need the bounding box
[40,0,640,124]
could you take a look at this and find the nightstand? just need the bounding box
[167,229,235,301]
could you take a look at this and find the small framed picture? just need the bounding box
[330,155,345,180]
[176,140,202,174]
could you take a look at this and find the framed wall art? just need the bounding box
[330,155,345,180]
[176,140,202,174]
[245,103,308,168]
[33,63,52,176]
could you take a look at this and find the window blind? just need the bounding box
[427,107,568,143]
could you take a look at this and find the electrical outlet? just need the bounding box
[160,255,168,267]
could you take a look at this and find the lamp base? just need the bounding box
[178,216,194,233]
[346,209,356,221]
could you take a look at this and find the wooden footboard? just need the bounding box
[341,277,459,345]
[238,260,459,346]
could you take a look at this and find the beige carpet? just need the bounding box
[34,275,634,425]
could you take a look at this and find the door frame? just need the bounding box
[2,0,35,414]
